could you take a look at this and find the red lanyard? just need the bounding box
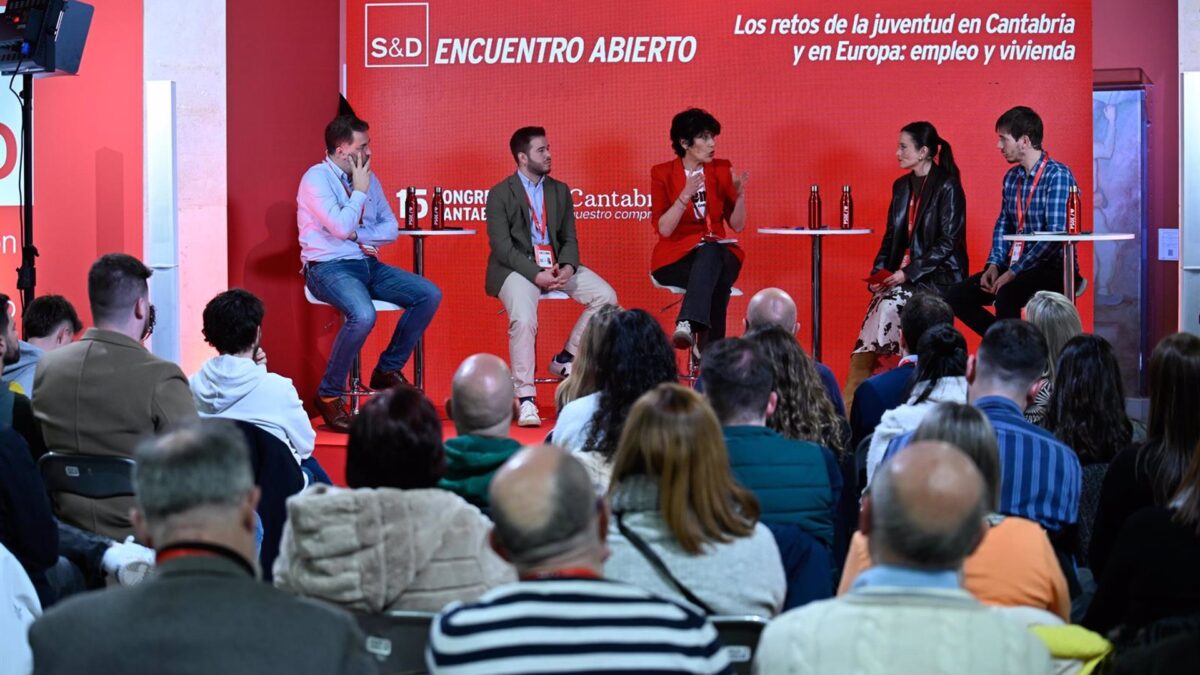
[521,568,602,581]
[906,174,930,237]
[525,189,547,241]
[1015,154,1048,234]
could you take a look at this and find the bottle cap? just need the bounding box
[843,185,851,191]
[434,186,443,193]
[810,184,818,192]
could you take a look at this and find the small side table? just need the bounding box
[394,229,477,390]
[758,228,873,361]
[1002,232,1135,303]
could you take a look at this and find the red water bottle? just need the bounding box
[431,186,444,230]
[404,186,418,230]
[807,184,821,229]
[840,185,853,230]
[1066,185,1081,234]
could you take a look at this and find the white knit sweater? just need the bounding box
[866,376,968,485]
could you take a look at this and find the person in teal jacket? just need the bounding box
[438,354,522,510]
[702,338,841,548]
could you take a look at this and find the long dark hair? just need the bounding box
[745,326,846,455]
[901,121,959,179]
[582,309,679,461]
[1138,333,1200,505]
[907,324,967,405]
[1044,335,1132,465]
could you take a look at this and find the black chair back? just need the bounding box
[231,421,305,582]
[354,611,435,675]
[37,452,136,500]
[711,615,768,675]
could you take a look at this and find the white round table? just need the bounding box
[394,229,477,389]
[1003,232,1135,303]
[758,228,874,361]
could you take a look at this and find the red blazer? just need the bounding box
[649,157,745,271]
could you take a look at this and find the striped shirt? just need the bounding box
[426,577,732,674]
[985,151,1078,274]
[882,396,1081,532]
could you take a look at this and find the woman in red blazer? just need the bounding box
[650,108,748,351]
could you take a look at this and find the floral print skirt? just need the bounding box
[852,284,913,356]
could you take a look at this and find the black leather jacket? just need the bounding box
[871,164,968,292]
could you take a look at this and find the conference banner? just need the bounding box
[344,0,1092,393]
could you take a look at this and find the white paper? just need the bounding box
[1159,228,1180,261]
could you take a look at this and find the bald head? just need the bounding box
[450,354,514,436]
[746,288,798,334]
[489,444,601,570]
[866,441,988,571]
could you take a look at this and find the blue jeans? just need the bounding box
[306,257,442,396]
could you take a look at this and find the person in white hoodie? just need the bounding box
[191,290,319,478]
[866,324,969,484]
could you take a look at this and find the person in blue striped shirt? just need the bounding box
[946,107,1080,337]
[427,444,731,675]
[882,320,1082,534]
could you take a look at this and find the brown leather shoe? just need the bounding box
[314,396,352,433]
[369,368,409,391]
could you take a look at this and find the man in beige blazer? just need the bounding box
[33,253,197,540]
[485,126,617,427]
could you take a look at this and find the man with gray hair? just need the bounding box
[427,444,731,674]
[743,287,844,416]
[754,441,1051,674]
[28,420,375,675]
[437,354,522,509]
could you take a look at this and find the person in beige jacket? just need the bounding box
[33,254,197,540]
[274,385,513,612]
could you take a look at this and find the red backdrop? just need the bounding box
[339,0,1093,406]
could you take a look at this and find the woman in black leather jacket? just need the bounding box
[844,121,968,408]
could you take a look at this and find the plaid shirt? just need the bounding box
[986,151,1078,274]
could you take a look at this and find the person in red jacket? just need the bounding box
[650,108,748,353]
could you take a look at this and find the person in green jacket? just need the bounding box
[439,354,522,510]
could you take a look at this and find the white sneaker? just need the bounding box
[518,399,542,427]
[548,354,572,378]
[672,320,694,349]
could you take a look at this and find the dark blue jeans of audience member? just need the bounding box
[766,522,834,611]
[306,257,442,397]
[300,457,332,486]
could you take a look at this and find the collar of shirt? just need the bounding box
[1022,149,1049,178]
[973,395,1023,417]
[517,170,545,193]
[898,354,919,367]
[851,564,961,593]
[325,157,350,184]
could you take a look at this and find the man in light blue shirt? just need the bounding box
[298,115,441,432]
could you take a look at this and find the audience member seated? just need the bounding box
[1022,291,1082,426]
[746,325,846,457]
[1083,437,1200,639]
[849,290,953,447]
[29,420,375,675]
[274,385,513,612]
[0,541,38,675]
[756,441,1052,674]
[1112,629,1200,675]
[438,354,522,510]
[1090,332,1200,578]
[553,303,619,413]
[702,337,839,548]
[744,287,844,416]
[2,294,81,398]
[604,383,785,617]
[842,402,1069,621]
[1043,334,1135,566]
[33,254,198,539]
[866,324,968,484]
[190,289,320,479]
[554,308,677,489]
[0,293,46,459]
[427,444,731,674]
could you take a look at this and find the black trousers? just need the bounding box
[946,262,1066,337]
[652,242,742,344]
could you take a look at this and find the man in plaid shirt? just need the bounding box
[947,106,1080,336]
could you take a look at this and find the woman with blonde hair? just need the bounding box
[604,383,785,617]
[1022,290,1082,425]
[553,304,620,413]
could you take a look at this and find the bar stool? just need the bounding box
[497,289,571,386]
[649,274,744,381]
[305,286,401,414]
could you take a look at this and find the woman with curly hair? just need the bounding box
[746,325,847,457]
[554,309,678,489]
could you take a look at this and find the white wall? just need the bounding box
[1181,1,1200,334]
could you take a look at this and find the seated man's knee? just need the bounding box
[345,305,377,332]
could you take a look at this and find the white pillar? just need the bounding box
[1182,2,1200,334]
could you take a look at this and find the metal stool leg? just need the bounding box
[347,352,368,415]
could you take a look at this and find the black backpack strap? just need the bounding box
[615,512,715,615]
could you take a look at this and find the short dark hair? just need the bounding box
[900,292,953,354]
[509,126,546,163]
[324,115,369,154]
[201,289,263,355]
[670,108,721,157]
[88,253,152,324]
[977,319,1049,388]
[995,106,1044,149]
[23,295,82,339]
[701,338,774,424]
[346,385,445,489]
